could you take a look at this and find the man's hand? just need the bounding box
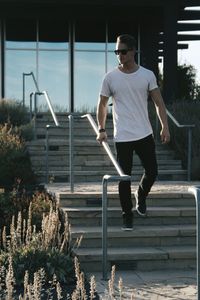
[96,131,107,144]
[160,127,170,144]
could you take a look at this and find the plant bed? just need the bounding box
[0,188,100,299]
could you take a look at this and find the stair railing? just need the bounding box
[22,72,40,107]
[69,113,130,280]
[23,72,61,183]
[156,108,195,181]
[188,186,200,300]
[32,91,60,183]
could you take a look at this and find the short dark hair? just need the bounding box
[117,34,137,50]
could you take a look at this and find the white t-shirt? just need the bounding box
[100,66,158,142]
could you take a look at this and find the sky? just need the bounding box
[177,7,200,84]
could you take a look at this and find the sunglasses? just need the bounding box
[114,49,132,55]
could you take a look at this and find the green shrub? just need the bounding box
[0,189,81,290]
[0,99,29,127]
[0,124,35,189]
[0,187,56,232]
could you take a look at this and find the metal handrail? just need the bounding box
[68,113,130,279]
[166,109,195,181]
[22,72,40,106]
[82,114,127,178]
[188,186,200,300]
[80,113,130,280]
[156,108,195,181]
[30,91,60,183]
[23,71,61,183]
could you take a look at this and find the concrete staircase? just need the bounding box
[58,189,196,272]
[30,112,196,273]
[26,112,187,183]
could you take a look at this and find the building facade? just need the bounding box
[0,0,199,112]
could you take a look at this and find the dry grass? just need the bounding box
[0,199,135,299]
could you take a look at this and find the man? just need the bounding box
[96,34,170,230]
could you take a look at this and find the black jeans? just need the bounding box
[115,134,158,214]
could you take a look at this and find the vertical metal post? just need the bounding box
[69,114,74,193]
[33,93,37,140]
[45,125,50,184]
[69,21,74,113]
[102,176,108,280]
[187,127,192,181]
[188,186,200,300]
[30,92,34,122]
[22,73,25,107]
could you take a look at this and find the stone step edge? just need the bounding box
[74,245,196,261]
[35,169,188,175]
[70,224,195,237]
[53,191,192,199]
[62,206,195,217]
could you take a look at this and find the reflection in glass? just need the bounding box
[6,19,37,49]
[6,41,36,49]
[107,51,118,72]
[5,50,36,106]
[39,51,69,112]
[74,51,105,112]
[39,43,68,50]
[75,42,105,51]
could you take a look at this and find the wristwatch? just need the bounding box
[98,128,106,133]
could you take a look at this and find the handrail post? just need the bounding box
[80,113,131,279]
[22,72,37,107]
[188,186,200,300]
[22,73,25,107]
[102,175,109,280]
[187,127,192,181]
[102,174,130,281]
[33,92,38,140]
[29,92,34,122]
[45,125,50,184]
[68,114,74,193]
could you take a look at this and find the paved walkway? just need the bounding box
[89,269,197,299]
[46,180,200,195]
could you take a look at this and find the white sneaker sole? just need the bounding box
[121,227,133,231]
[135,191,146,216]
[136,206,146,217]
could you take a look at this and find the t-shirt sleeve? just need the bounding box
[100,74,112,97]
[148,71,158,91]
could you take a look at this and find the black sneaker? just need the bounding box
[121,212,133,231]
[135,191,146,216]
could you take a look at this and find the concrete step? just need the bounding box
[70,224,196,248]
[63,206,196,226]
[74,245,196,272]
[31,155,182,171]
[44,181,197,273]
[34,169,187,183]
[59,192,194,208]
[29,162,183,171]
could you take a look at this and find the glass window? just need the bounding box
[5,50,36,104]
[74,51,105,112]
[39,19,69,50]
[74,19,106,112]
[5,18,69,112]
[38,51,69,112]
[6,19,37,49]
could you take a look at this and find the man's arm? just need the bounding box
[96,95,109,143]
[150,88,170,144]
